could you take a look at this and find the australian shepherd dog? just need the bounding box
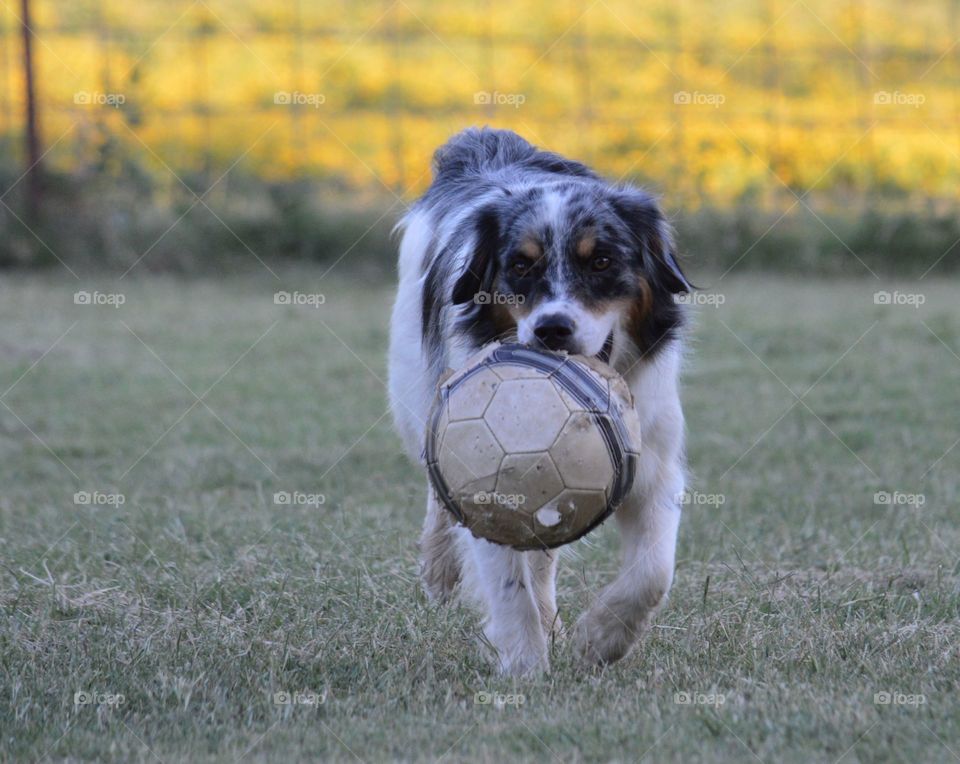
[388,127,691,676]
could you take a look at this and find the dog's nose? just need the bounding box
[533,314,576,351]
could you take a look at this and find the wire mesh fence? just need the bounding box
[1,0,958,210]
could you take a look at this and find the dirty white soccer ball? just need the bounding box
[424,342,641,550]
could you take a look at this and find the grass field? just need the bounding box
[1,268,958,762]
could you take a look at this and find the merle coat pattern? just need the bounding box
[388,127,690,675]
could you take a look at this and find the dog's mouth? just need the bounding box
[526,332,614,363]
[595,333,614,364]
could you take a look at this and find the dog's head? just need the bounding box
[450,184,691,364]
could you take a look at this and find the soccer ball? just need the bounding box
[424,342,641,550]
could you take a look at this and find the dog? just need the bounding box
[388,127,690,676]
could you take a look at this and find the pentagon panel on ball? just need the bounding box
[424,342,641,550]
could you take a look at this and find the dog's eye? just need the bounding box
[591,255,611,272]
[510,258,533,277]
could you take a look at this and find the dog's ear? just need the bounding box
[451,206,501,305]
[609,189,691,294]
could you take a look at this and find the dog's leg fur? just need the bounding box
[572,350,685,666]
[530,549,562,638]
[572,460,683,665]
[419,473,555,673]
[461,536,549,676]
[419,485,461,603]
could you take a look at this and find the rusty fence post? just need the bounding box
[20,0,42,222]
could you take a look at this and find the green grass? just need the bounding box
[1,268,958,763]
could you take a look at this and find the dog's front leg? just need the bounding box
[466,537,549,676]
[572,462,683,666]
[419,484,462,603]
[530,549,562,638]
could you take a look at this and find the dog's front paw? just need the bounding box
[571,607,635,667]
[497,647,549,677]
[484,626,549,677]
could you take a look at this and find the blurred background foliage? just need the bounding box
[0,0,958,275]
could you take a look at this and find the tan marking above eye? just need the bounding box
[576,228,597,258]
[518,237,542,260]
